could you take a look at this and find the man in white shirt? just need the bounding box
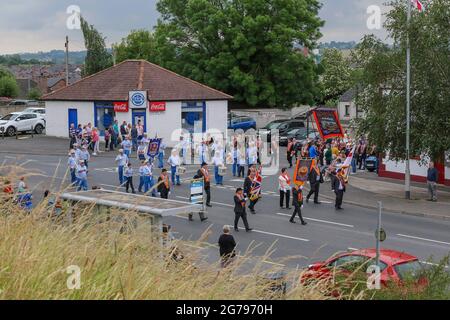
[167,150,181,186]
[115,149,128,185]
[213,151,224,185]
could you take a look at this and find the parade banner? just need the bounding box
[249,167,262,201]
[147,138,162,159]
[311,109,344,140]
[293,158,313,186]
[339,146,356,183]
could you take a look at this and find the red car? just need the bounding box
[303,248,426,288]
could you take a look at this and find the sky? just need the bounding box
[0,0,391,54]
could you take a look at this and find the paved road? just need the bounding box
[1,151,449,269]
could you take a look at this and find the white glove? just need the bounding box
[301,205,304,209]
[299,185,303,190]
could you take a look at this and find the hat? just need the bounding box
[161,168,167,173]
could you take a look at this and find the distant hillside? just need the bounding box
[318,41,357,50]
[0,50,87,65]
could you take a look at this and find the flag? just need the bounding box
[147,138,162,159]
[250,167,262,200]
[412,0,424,12]
[340,146,356,182]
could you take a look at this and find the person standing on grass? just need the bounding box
[67,149,77,185]
[121,136,132,158]
[290,184,307,225]
[306,160,323,204]
[168,150,181,186]
[218,225,237,268]
[115,149,128,186]
[157,168,170,199]
[124,162,135,193]
[92,127,100,156]
[76,160,88,191]
[233,188,252,232]
[427,161,439,202]
[278,168,291,209]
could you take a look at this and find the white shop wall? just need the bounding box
[146,101,182,147]
[45,101,94,138]
[206,100,227,136]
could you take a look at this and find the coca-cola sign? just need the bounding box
[113,102,129,112]
[149,101,166,112]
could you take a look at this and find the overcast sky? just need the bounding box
[0,0,391,54]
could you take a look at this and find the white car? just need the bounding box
[22,107,46,121]
[0,112,46,136]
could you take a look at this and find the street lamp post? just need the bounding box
[405,0,412,200]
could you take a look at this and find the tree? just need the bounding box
[0,77,19,98]
[155,0,324,107]
[80,17,113,76]
[114,30,161,64]
[353,0,450,161]
[318,48,353,106]
[27,88,42,100]
[0,67,14,79]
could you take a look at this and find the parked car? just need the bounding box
[259,119,305,143]
[7,100,39,108]
[302,248,427,290]
[0,112,46,136]
[228,116,256,131]
[279,128,319,146]
[22,107,46,121]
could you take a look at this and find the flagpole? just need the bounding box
[405,0,412,200]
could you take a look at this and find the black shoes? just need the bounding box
[245,228,253,232]
[234,228,239,232]
[301,221,307,225]
[335,207,343,210]
[314,201,321,204]
[289,219,296,224]
[306,198,310,203]
[201,217,208,222]
[206,204,212,207]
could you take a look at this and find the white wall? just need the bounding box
[206,100,227,135]
[383,158,428,177]
[445,166,450,181]
[45,101,94,138]
[147,101,182,147]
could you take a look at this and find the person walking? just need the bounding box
[213,151,224,185]
[287,138,295,168]
[79,145,90,169]
[197,162,212,207]
[92,127,100,155]
[290,184,307,225]
[233,188,252,232]
[138,160,146,193]
[231,139,238,177]
[76,160,88,191]
[158,139,166,169]
[143,160,157,197]
[168,150,181,186]
[332,170,346,210]
[306,160,323,204]
[427,161,438,202]
[121,136,132,159]
[157,168,170,199]
[115,149,128,186]
[243,169,258,214]
[67,149,77,185]
[124,162,135,193]
[218,225,237,268]
[278,168,291,209]
[237,148,246,178]
[131,124,138,151]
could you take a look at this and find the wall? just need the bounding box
[147,101,182,147]
[206,100,227,137]
[44,101,94,137]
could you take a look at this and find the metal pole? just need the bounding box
[65,36,69,86]
[375,201,382,267]
[405,0,412,199]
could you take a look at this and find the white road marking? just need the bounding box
[396,234,450,246]
[229,179,243,182]
[176,196,234,208]
[275,212,354,228]
[237,227,309,242]
[348,247,359,251]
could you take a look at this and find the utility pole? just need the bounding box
[405,0,412,199]
[375,201,382,267]
[65,36,69,87]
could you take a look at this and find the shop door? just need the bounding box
[132,109,146,133]
[68,109,78,129]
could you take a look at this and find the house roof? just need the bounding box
[339,88,356,102]
[41,60,233,102]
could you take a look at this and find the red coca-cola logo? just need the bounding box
[149,101,166,112]
[113,102,129,112]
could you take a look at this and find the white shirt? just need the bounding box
[168,155,180,167]
[278,174,291,191]
[115,154,128,167]
[213,156,224,166]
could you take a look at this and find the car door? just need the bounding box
[14,115,27,131]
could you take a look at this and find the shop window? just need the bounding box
[181,101,205,133]
[95,102,116,135]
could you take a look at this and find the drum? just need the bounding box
[176,166,186,175]
[218,165,227,176]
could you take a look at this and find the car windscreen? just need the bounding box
[287,128,303,135]
[394,260,423,280]
[1,114,18,121]
[264,122,284,130]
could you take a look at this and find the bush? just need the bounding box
[27,88,42,100]
[0,76,19,98]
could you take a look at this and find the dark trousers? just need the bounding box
[160,189,169,199]
[307,183,320,202]
[290,205,305,223]
[248,198,258,211]
[125,177,135,193]
[238,165,245,177]
[205,186,211,205]
[234,212,250,230]
[335,190,344,208]
[358,154,367,169]
[279,190,290,208]
[105,137,110,150]
[287,153,293,167]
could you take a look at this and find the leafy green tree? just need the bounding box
[0,76,19,98]
[80,17,113,76]
[353,0,450,161]
[114,30,160,64]
[0,67,14,79]
[155,0,324,107]
[27,88,42,100]
[318,48,353,106]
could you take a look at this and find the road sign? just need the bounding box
[375,228,386,242]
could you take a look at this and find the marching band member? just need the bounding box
[158,138,166,169]
[233,188,252,232]
[115,149,128,185]
[145,159,157,197]
[138,160,146,193]
[197,162,212,207]
[278,168,291,209]
[76,160,88,191]
[332,169,347,210]
[137,141,147,162]
[167,149,181,186]
[213,151,224,185]
[290,182,307,225]
[157,168,170,199]
[243,169,258,214]
[306,159,323,204]
[121,136,133,158]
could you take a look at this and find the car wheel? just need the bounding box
[34,124,44,134]
[6,126,16,137]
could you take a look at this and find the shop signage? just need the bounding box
[129,91,148,108]
[149,101,166,112]
[113,102,129,112]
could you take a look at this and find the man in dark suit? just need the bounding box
[197,162,212,207]
[234,188,252,232]
[332,170,346,210]
[157,169,170,199]
[243,169,258,213]
[218,225,237,268]
[306,161,323,204]
[290,184,307,225]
